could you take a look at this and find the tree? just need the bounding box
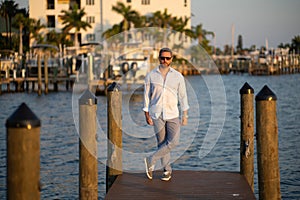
[0,0,19,49]
[250,45,256,51]
[13,12,28,56]
[191,24,214,54]
[278,43,290,49]
[102,3,214,55]
[46,29,72,49]
[29,18,46,45]
[0,1,9,48]
[112,1,140,31]
[291,35,300,54]
[150,9,173,45]
[191,24,214,45]
[60,3,91,48]
[236,34,243,54]
[0,0,18,49]
[171,16,193,42]
[102,24,122,40]
[111,1,140,43]
[224,44,231,55]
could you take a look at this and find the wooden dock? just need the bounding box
[105,171,256,199]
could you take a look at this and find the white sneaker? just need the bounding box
[144,157,154,180]
[161,171,171,181]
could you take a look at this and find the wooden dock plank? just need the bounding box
[105,171,256,200]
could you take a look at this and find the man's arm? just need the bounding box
[143,74,153,126]
[144,111,153,126]
[181,110,188,126]
[178,76,189,126]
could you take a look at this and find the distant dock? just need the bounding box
[1,53,299,95]
[214,54,300,75]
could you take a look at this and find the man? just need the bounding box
[143,47,189,181]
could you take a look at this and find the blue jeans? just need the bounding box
[150,115,180,173]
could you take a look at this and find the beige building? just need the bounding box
[29,0,191,46]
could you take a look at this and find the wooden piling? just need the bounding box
[256,85,281,200]
[37,54,42,96]
[44,54,49,94]
[239,82,254,191]
[6,69,10,92]
[106,82,122,192]
[88,53,94,92]
[79,89,98,200]
[6,103,41,200]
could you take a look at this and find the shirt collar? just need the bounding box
[155,66,174,73]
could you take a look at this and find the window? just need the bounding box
[70,0,80,9]
[86,16,95,24]
[47,0,55,9]
[47,15,55,28]
[184,0,187,7]
[87,34,95,41]
[141,0,150,5]
[127,0,132,3]
[86,0,94,5]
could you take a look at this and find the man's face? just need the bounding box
[159,51,173,67]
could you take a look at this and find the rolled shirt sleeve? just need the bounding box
[143,73,151,113]
[178,76,190,112]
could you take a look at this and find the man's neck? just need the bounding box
[159,65,170,81]
[159,64,170,74]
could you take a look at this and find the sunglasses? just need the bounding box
[159,56,172,61]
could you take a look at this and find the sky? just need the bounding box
[190,0,300,49]
[15,0,300,49]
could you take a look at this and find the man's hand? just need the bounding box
[144,112,153,126]
[181,117,188,126]
[181,110,188,126]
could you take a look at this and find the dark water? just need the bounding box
[0,74,299,199]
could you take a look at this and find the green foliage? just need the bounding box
[1,0,298,56]
[60,3,91,47]
[103,2,215,55]
[0,0,18,49]
[236,35,243,54]
[291,35,300,54]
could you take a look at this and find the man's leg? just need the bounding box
[150,116,166,167]
[162,117,180,173]
[151,117,180,173]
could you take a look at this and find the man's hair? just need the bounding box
[159,47,173,57]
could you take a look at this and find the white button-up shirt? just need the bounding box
[143,66,189,120]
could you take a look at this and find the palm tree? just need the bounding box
[60,3,91,48]
[0,1,9,48]
[192,24,214,44]
[29,18,46,45]
[111,1,140,43]
[148,9,173,45]
[171,16,193,42]
[0,0,18,49]
[191,24,214,54]
[291,35,300,54]
[46,29,72,49]
[13,12,28,56]
[102,24,122,40]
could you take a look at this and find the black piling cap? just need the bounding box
[240,82,254,94]
[107,82,120,92]
[79,89,97,105]
[255,85,277,101]
[6,102,41,128]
